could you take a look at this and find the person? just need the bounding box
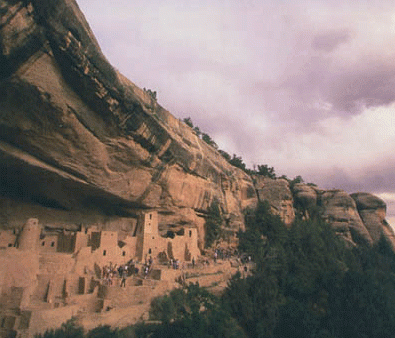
[120,270,127,287]
[192,257,195,268]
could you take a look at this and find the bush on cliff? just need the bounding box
[204,200,223,248]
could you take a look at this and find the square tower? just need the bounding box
[142,211,158,235]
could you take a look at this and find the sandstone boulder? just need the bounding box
[351,193,395,248]
[292,183,318,210]
[320,190,373,246]
[254,177,295,226]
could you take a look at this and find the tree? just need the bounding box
[144,88,157,101]
[204,200,223,248]
[256,164,276,179]
[202,133,218,149]
[183,117,194,128]
[229,154,246,171]
[149,283,246,338]
[193,126,202,137]
[218,149,231,161]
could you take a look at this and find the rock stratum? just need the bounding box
[1,0,394,249]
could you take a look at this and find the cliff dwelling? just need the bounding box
[0,212,204,337]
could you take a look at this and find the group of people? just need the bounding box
[169,258,181,270]
[101,260,140,286]
[100,249,246,286]
[142,256,154,278]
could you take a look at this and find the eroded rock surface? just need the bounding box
[320,189,373,246]
[254,177,295,226]
[351,193,395,248]
[293,183,318,211]
[0,0,257,240]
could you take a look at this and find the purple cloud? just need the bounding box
[311,29,352,52]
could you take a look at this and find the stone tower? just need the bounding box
[136,211,159,260]
[18,218,41,251]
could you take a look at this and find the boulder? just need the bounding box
[254,177,295,226]
[320,190,373,246]
[292,183,318,210]
[351,193,395,248]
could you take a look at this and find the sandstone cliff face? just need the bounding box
[1,0,394,250]
[0,0,257,243]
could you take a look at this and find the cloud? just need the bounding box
[311,29,352,52]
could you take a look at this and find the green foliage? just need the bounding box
[35,319,136,338]
[193,126,202,137]
[218,149,231,161]
[183,117,194,128]
[256,164,276,179]
[228,154,246,171]
[143,88,157,101]
[240,201,287,256]
[204,200,223,248]
[289,175,304,190]
[147,283,246,338]
[35,319,84,338]
[226,203,395,338]
[202,133,218,149]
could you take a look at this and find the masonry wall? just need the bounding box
[39,235,58,253]
[18,218,41,251]
[0,230,16,248]
[74,231,88,252]
[137,211,200,262]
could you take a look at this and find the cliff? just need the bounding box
[1,0,394,249]
[0,0,256,247]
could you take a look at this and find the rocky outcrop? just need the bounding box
[254,176,295,226]
[293,183,318,211]
[0,0,257,241]
[351,193,395,248]
[320,189,373,246]
[292,184,395,248]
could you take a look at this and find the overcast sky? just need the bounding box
[76,0,395,224]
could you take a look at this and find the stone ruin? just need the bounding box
[0,211,203,338]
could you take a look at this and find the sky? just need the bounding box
[76,0,395,224]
